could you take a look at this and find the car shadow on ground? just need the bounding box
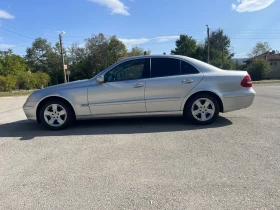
[0,116,232,141]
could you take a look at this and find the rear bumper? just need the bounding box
[221,88,256,113]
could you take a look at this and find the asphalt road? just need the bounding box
[0,84,279,210]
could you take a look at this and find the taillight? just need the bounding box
[241,74,252,88]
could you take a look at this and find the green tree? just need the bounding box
[194,42,207,62]
[66,44,88,80]
[171,35,197,57]
[127,46,151,56]
[85,33,127,76]
[25,38,62,84]
[246,59,271,81]
[248,42,271,58]
[170,30,234,69]
[209,29,234,69]
[0,49,27,76]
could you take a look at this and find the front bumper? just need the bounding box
[23,101,38,121]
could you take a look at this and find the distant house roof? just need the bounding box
[246,51,280,62]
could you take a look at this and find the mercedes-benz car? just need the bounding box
[23,55,256,130]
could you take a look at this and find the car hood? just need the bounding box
[27,79,93,102]
[41,79,92,91]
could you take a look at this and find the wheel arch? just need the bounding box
[182,90,224,113]
[36,96,76,123]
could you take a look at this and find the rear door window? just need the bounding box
[151,58,180,78]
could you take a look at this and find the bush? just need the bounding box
[0,75,17,92]
[33,71,50,88]
[0,71,50,92]
[16,72,36,90]
[246,59,271,81]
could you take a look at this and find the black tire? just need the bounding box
[39,99,75,130]
[184,93,220,125]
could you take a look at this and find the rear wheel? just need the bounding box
[184,94,220,125]
[39,100,74,130]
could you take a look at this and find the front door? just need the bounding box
[87,58,150,116]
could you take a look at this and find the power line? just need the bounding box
[0,17,36,34]
[0,18,58,39]
[0,26,35,40]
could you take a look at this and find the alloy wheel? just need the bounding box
[191,98,215,122]
[43,104,67,127]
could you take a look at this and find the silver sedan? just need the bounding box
[23,55,256,130]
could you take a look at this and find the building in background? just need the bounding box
[245,51,280,79]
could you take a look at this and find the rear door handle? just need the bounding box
[182,79,194,84]
[132,83,144,88]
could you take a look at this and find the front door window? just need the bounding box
[104,59,150,83]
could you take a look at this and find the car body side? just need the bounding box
[23,55,256,122]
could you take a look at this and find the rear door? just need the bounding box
[145,58,203,112]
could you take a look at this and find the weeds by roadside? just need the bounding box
[0,90,34,97]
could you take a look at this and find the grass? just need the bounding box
[252,80,280,84]
[0,90,34,97]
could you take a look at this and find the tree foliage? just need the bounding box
[0,50,27,76]
[0,49,50,91]
[246,59,271,81]
[208,29,234,69]
[171,30,234,69]
[127,46,150,56]
[25,38,62,84]
[248,42,271,58]
[171,35,197,57]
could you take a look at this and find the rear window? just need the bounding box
[181,61,200,75]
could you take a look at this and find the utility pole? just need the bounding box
[206,25,210,63]
[59,32,67,83]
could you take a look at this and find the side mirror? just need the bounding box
[96,75,104,84]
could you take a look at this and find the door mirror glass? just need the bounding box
[96,75,104,84]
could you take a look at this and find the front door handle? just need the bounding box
[132,83,144,88]
[182,79,194,84]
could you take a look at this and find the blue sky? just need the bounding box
[0,0,279,58]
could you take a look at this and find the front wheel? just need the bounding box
[39,100,74,130]
[184,94,220,125]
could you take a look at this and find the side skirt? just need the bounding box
[76,111,183,120]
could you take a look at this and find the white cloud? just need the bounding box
[0,10,15,19]
[118,38,149,45]
[0,44,15,49]
[232,0,275,12]
[154,36,179,43]
[88,0,129,16]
